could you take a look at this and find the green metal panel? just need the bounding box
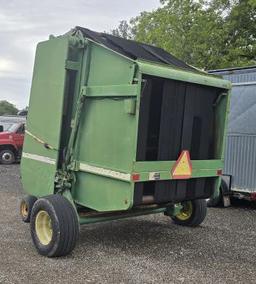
[21,36,70,197]
[86,43,135,86]
[76,98,137,171]
[74,173,133,211]
[73,98,136,210]
[71,42,138,211]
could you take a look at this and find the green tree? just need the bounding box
[112,0,256,69]
[222,0,256,67]
[0,100,18,115]
[111,20,132,39]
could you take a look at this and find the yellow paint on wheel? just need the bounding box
[175,201,193,221]
[20,200,28,218]
[35,210,53,245]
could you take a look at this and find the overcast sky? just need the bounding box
[0,0,160,109]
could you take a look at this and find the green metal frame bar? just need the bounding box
[137,60,232,90]
[133,160,222,171]
[75,159,223,182]
[81,84,137,97]
[79,206,167,225]
[212,89,231,199]
[133,159,223,181]
[64,40,91,166]
[134,160,223,181]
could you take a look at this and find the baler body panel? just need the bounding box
[73,43,137,211]
[21,28,231,213]
[21,36,70,196]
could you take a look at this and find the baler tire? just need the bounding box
[30,194,79,257]
[171,199,207,227]
[207,181,226,207]
[0,149,15,164]
[207,194,221,207]
[20,195,37,223]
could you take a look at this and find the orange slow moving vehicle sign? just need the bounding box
[171,150,192,179]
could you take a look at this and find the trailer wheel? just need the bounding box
[207,180,227,207]
[20,195,37,223]
[0,149,15,164]
[207,193,221,207]
[30,194,79,257]
[171,199,207,227]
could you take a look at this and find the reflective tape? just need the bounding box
[22,152,56,165]
[79,163,131,181]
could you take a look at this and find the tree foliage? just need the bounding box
[112,0,256,69]
[0,100,18,116]
[111,20,133,39]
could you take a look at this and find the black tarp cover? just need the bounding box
[76,26,195,72]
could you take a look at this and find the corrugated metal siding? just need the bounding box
[227,85,256,134]
[224,135,256,191]
[211,67,256,192]
[210,66,256,83]
[222,71,256,83]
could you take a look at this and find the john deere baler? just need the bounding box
[20,27,231,257]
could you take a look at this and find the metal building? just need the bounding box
[209,66,256,199]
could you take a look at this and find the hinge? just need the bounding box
[67,160,79,171]
[80,86,87,96]
[65,60,80,71]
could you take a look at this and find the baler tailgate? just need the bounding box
[21,36,70,196]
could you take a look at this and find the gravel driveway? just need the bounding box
[1,165,256,284]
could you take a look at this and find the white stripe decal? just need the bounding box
[22,152,56,165]
[79,163,131,181]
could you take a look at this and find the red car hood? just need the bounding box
[0,132,12,139]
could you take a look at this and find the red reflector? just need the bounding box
[217,169,222,176]
[131,173,140,181]
[250,193,256,201]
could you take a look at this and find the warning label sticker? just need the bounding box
[149,172,161,181]
[171,150,192,179]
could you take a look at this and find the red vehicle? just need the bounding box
[0,116,25,164]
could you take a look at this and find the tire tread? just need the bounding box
[31,194,79,257]
[172,199,207,227]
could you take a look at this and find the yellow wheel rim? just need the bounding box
[175,201,193,221]
[35,210,53,246]
[20,200,28,218]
